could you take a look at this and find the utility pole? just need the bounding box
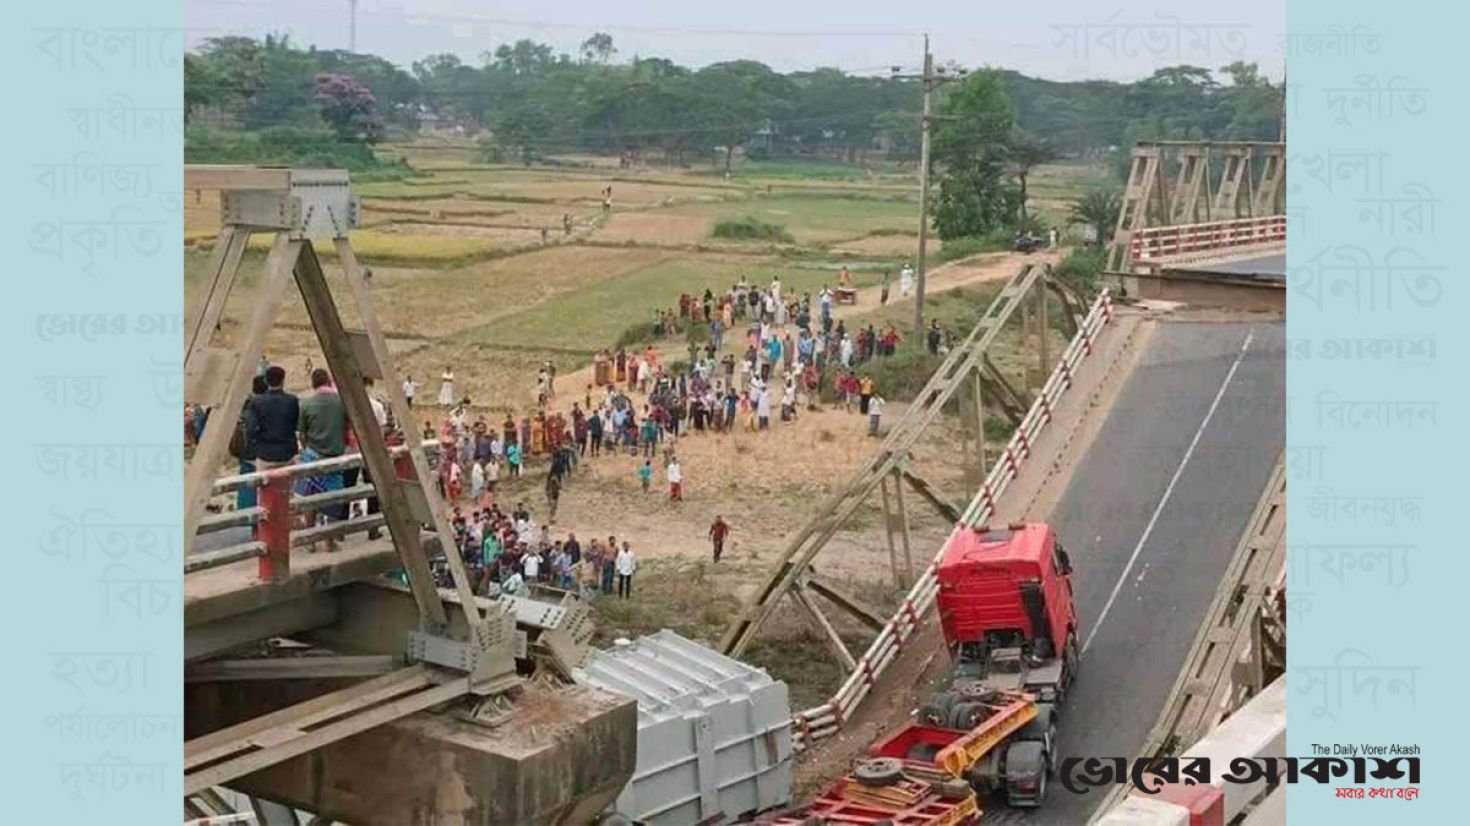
[915,35,933,342]
[349,0,358,52]
[893,37,963,343]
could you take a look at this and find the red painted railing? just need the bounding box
[188,440,440,582]
[1130,215,1286,264]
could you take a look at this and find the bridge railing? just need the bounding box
[790,289,1115,750]
[1131,215,1286,264]
[1095,676,1286,825]
[188,439,443,580]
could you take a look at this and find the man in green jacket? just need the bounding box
[298,368,348,551]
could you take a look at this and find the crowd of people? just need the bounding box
[194,262,948,604]
[432,500,641,600]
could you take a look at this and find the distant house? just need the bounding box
[415,107,481,137]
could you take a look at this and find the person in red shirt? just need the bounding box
[709,515,730,562]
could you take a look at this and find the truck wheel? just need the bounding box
[1063,635,1079,695]
[949,701,985,730]
[1003,740,1048,808]
[918,692,957,727]
[1018,704,1054,746]
[853,757,905,787]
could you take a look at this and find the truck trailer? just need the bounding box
[765,523,1078,824]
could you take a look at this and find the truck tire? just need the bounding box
[1018,704,1055,746]
[918,692,957,727]
[949,701,986,730]
[967,750,1002,795]
[853,757,905,787]
[1003,740,1049,808]
[1062,634,1079,697]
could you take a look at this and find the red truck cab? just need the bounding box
[935,523,1078,703]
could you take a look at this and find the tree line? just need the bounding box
[184,33,1282,174]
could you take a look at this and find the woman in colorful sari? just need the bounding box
[531,414,546,456]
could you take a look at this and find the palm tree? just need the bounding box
[1068,189,1123,246]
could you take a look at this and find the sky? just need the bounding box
[185,0,1286,82]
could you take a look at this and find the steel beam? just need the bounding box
[186,594,339,663]
[791,584,856,673]
[185,165,294,192]
[892,468,914,589]
[331,238,481,628]
[185,655,399,682]
[899,469,961,523]
[184,665,466,795]
[292,242,453,629]
[805,574,888,633]
[184,235,301,554]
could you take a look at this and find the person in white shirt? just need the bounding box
[667,458,684,502]
[402,375,417,407]
[438,367,455,407]
[899,265,914,297]
[522,549,544,583]
[470,460,485,501]
[868,395,887,437]
[615,542,637,598]
[499,570,524,595]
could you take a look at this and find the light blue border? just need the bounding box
[1288,0,1453,820]
[1,4,182,819]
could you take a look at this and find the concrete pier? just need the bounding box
[187,679,637,824]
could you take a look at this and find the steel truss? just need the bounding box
[181,166,518,796]
[720,263,1087,666]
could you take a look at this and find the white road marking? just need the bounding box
[1081,329,1255,655]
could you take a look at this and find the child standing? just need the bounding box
[868,394,886,437]
[506,441,522,478]
[637,459,653,493]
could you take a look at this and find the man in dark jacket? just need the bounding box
[249,366,299,470]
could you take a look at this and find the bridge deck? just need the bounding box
[185,533,407,627]
[1185,252,1286,278]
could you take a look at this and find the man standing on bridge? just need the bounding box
[250,366,298,472]
[297,368,348,553]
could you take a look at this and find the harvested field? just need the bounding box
[829,233,924,256]
[184,147,1104,714]
[589,211,713,246]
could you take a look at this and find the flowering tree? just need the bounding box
[313,73,383,142]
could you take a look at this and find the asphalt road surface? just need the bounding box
[996,320,1284,825]
[1191,253,1287,279]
